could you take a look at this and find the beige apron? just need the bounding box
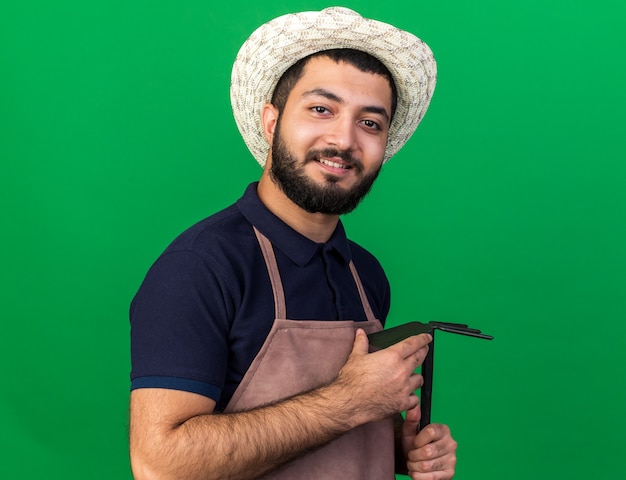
[224,227,395,479]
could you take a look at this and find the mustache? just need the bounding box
[305,148,363,172]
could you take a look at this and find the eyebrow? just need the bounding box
[302,88,390,122]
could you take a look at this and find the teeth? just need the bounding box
[319,158,348,169]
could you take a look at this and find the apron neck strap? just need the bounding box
[253,226,287,319]
[348,261,377,323]
[253,226,376,322]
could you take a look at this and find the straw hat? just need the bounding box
[230,6,437,167]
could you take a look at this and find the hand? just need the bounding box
[334,329,431,425]
[401,405,457,479]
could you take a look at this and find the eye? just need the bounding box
[361,119,381,131]
[313,106,327,113]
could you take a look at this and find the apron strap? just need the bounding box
[253,226,376,322]
[253,227,287,319]
[349,261,377,323]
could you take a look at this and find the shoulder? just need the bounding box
[153,202,262,279]
[133,201,261,309]
[166,203,253,255]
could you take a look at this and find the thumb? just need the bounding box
[401,404,421,456]
[351,328,369,356]
[405,404,422,425]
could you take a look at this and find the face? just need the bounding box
[265,56,393,215]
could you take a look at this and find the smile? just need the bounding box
[318,158,351,169]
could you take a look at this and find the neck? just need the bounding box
[257,170,339,244]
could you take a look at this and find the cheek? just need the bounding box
[285,124,323,153]
[360,135,387,164]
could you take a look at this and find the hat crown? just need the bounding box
[318,6,362,18]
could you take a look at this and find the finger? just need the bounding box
[410,373,424,391]
[407,443,457,479]
[351,328,369,356]
[400,398,422,457]
[408,457,456,480]
[407,431,457,479]
[401,404,421,455]
[405,403,421,424]
[392,333,432,359]
[411,423,454,456]
[402,405,420,439]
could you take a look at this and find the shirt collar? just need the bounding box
[236,182,352,267]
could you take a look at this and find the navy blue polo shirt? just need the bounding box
[130,182,390,411]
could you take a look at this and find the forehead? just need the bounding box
[288,56,393,111]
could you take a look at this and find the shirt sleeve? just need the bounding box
[129,249,234,401]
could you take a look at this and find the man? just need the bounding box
[129,7,457,479]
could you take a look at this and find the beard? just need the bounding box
[269,124,381,215]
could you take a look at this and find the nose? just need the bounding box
[325,116,357,152]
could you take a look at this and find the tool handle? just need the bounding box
[420,333,434,430]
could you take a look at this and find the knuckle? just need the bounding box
[387,348,403,363]
[422,445,435,458]
[429,422,449,438]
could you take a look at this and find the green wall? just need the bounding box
[2,1,624,478]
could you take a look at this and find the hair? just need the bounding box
[270,48,398,120]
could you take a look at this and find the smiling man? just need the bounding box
[262,54,390,223]
[258,53,392,242]
[129,7,457,480]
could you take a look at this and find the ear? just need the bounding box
[262,103,279,144]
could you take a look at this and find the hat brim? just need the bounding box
[230,7,437,167]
